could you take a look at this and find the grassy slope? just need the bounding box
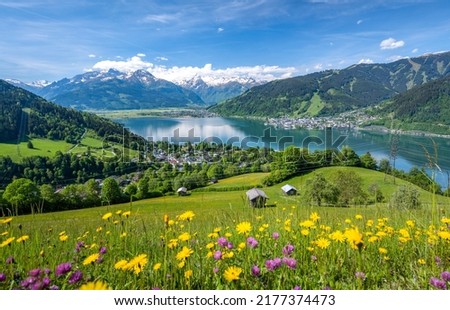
[14,167,450,231]
[0,130,137,162]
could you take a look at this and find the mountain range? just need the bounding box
[6,70,261,110]
[209,52,450,118]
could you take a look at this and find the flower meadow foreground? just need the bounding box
[0,207,449,290]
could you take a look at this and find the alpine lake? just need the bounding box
[112,116,450,189]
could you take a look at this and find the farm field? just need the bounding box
[1,167,449,290]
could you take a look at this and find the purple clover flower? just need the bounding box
[282,244,294,256]
[246,237,259,248]
[265,257,283,271]
[6,256,14,264]
[283,257,297,269]
[29,268,41,277]
[0,273,6,282]
[68,270,83,284]
[55,262,72,277]
[227,242,234,249]
[217,237,228,247]
[441,271,450,282]
[213,250,222,260]
[293,285,302,290]
[355,272,366,280]
[251,265,261,277]
[99,246,107,254]
[272,232,280,240]
[430,277,447,289]
[435,256,442,266]
[75,241,85,253]
[213,267,219,273]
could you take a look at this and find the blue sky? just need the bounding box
[1,0,450,83]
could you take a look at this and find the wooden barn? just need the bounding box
[246,188,269,208]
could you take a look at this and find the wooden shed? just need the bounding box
[281,184,298,196]
[246,188,269,208]
[177,187,188,196]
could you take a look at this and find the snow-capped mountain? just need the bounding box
[176,75,264,104]
[36,69,205,110]
[5,79,51,94]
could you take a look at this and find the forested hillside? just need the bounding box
[0,79,133,143]
[210,52,450,117]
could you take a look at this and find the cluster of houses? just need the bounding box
[176,183,298,208]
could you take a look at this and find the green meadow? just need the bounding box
[1,167,449,290]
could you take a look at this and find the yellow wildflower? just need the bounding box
[122,211,131,218]
[223,266,242,282]
[176,246,193,261]
[315,237,330,249]
[59,234,68,242]
[102,212,113,220]
[79,280,111,290]
[0,237,15,247]
[310,212,320,222]
[299,220,315,228]
[185,269,193,279]
[330,231,345,243]
[16,235,29,243]
[301,229,310,236]
[355,214,363,220]
[178,211,195,221]
[1,217,13,224]
[115,260,128,270]
[178,232,191,242]
[378,247,388,255]
[236,221,252,235]
[153,263,162,271]
[83,253,100,265]
[418,258,426,265]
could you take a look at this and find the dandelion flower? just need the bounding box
[236,221,252,235]
[1,217,13,224]
[310,212,320,222]
[378,247,388,255]
[184,269,193,279]
[178,232,191,242]
[122,211,131,218]
[330,231,345,243]
[299,220,315,229]
[153,263,162,271]
[0,237,15,247]
[79,280,111,290]
[223,266,242,282]
[178,211,195,221]
[102,212,113,220]
[83,253,100,265]
[176,246,194,261]
[418,259,426,265]
[315,237,331,249]
[355,214,363,220]
[59,234,69,242]
[16,235,29,243]
[115,260,128,270]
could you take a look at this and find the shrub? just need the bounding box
[389,185,421,209]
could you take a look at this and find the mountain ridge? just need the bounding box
[209,51,450,118]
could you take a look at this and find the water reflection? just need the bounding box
[114,117,450,188]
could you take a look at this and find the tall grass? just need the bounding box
[1,198,449,290]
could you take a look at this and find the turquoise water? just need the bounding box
[114,117,450,188]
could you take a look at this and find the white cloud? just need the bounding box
[314,63,323,70]
[155,56,168,61]
[91,55,297,85]
[136,53,146,57]
[93,55,154,73]
[380,37,405,50]
[88,54,96,58]
[412,48,418,53]
[217,27,224,33]
[358,58,373,64]
[387,55,406,62]
[357,19,363,25]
